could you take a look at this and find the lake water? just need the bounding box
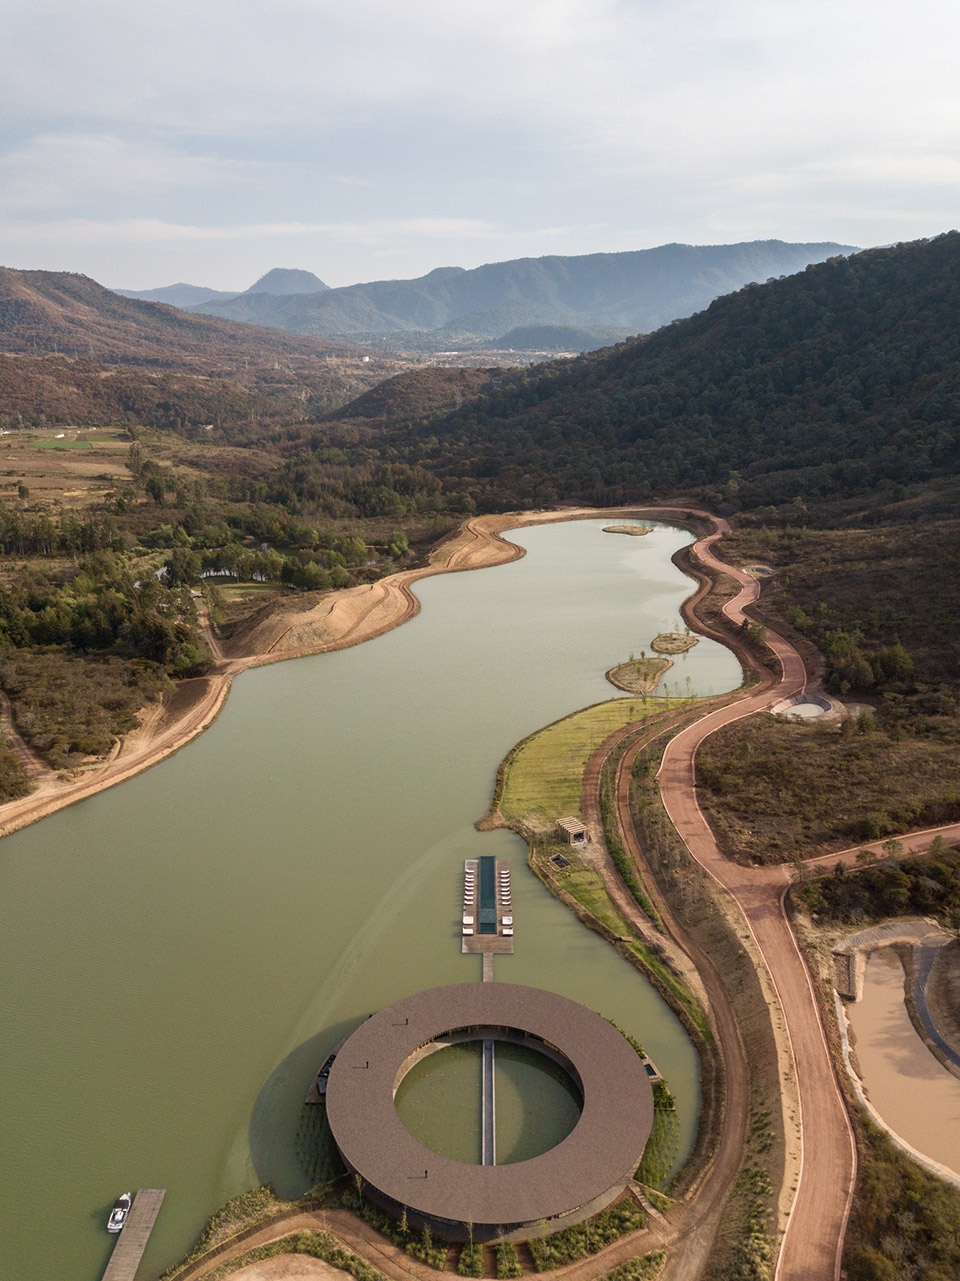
[394,1040,583,1166]
[0,519,742,1280]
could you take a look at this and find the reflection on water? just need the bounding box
[847,948,960,1178]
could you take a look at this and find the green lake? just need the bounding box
[0,518,742,1280]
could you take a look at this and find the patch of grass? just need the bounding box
[160,1186,290,1276]
[608,657,671,694]
[562,867,633,935]
[215,581,285,599]
[295,1101,345,1186]
[638,1081,680,1190]
[598,740,662,926]
[500,697,676,830]
[696,714,960,863]
[458,1243,484,1277]
[527,1201,646,1271]
[336,1186,449,1269]
[196,1230,384,1281]
[34,438,94,451]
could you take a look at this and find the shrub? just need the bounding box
[458,1243,484,1277]
[496,1240,522,1279]
[528,1202,646,1271]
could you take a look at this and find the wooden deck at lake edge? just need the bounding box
[102,1188,165,1281]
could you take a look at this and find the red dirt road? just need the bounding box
[656,520,856,1281]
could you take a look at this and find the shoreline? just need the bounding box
[0,506,696,843]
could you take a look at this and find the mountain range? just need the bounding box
[117,241,856,350]
[314,233,960,516]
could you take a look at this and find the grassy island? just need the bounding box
[607,657,672,694]
[650,633,698,655]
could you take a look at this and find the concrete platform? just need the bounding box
[461,859,515,955]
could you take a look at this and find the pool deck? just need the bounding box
[101,1189,166,1281]
[461,859,515,956]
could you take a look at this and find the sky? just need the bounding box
[2,0,959,291]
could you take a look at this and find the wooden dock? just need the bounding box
[102,1188,165,1281]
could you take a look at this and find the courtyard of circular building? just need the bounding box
[324,982,655,1241]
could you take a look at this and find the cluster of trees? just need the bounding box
[0,651,168,769]
[797,840,960,929]
[0,502,125,557]
[807,626,913,695]
[0,554,208,674]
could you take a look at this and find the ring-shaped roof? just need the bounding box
[325,983,654,1227]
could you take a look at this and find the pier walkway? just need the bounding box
[481,1038,496,1165]
[102,1189,166,1281]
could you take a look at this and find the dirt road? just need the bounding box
[655,521,857,1281]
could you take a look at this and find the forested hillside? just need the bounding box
[0,267,352,367]
[0,267,410,437]
[341,234,960,512]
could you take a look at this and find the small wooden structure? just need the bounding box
[556,817,587,846]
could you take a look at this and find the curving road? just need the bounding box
[654,518,857,1281]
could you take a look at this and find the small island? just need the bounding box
[602,524,653,536]
[651,631,699,654]
[606,655,672,694]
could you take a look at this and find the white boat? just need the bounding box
[107,1191,133,1233]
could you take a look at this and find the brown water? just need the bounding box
[846,948,960,1179]
[0,519,743,1280]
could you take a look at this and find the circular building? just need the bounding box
[325,982,654,1241]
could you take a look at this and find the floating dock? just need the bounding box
[102,1188,166,1281]
[461,858,514,957]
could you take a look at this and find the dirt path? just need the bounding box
[172,1205,672,1281]
[654,519,857,1281]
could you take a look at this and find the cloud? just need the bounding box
[0,134,236,214]
[1,0,959,284]
[0,213,588,287]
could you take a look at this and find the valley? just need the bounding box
[1,234,959,1281]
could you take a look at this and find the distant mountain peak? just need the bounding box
[185,241,857,349]
[245,268,329,296]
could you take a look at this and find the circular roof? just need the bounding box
[325,982,654,1227]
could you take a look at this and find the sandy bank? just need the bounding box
[0,507,685,842]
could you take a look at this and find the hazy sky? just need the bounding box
[3,0,958,290]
